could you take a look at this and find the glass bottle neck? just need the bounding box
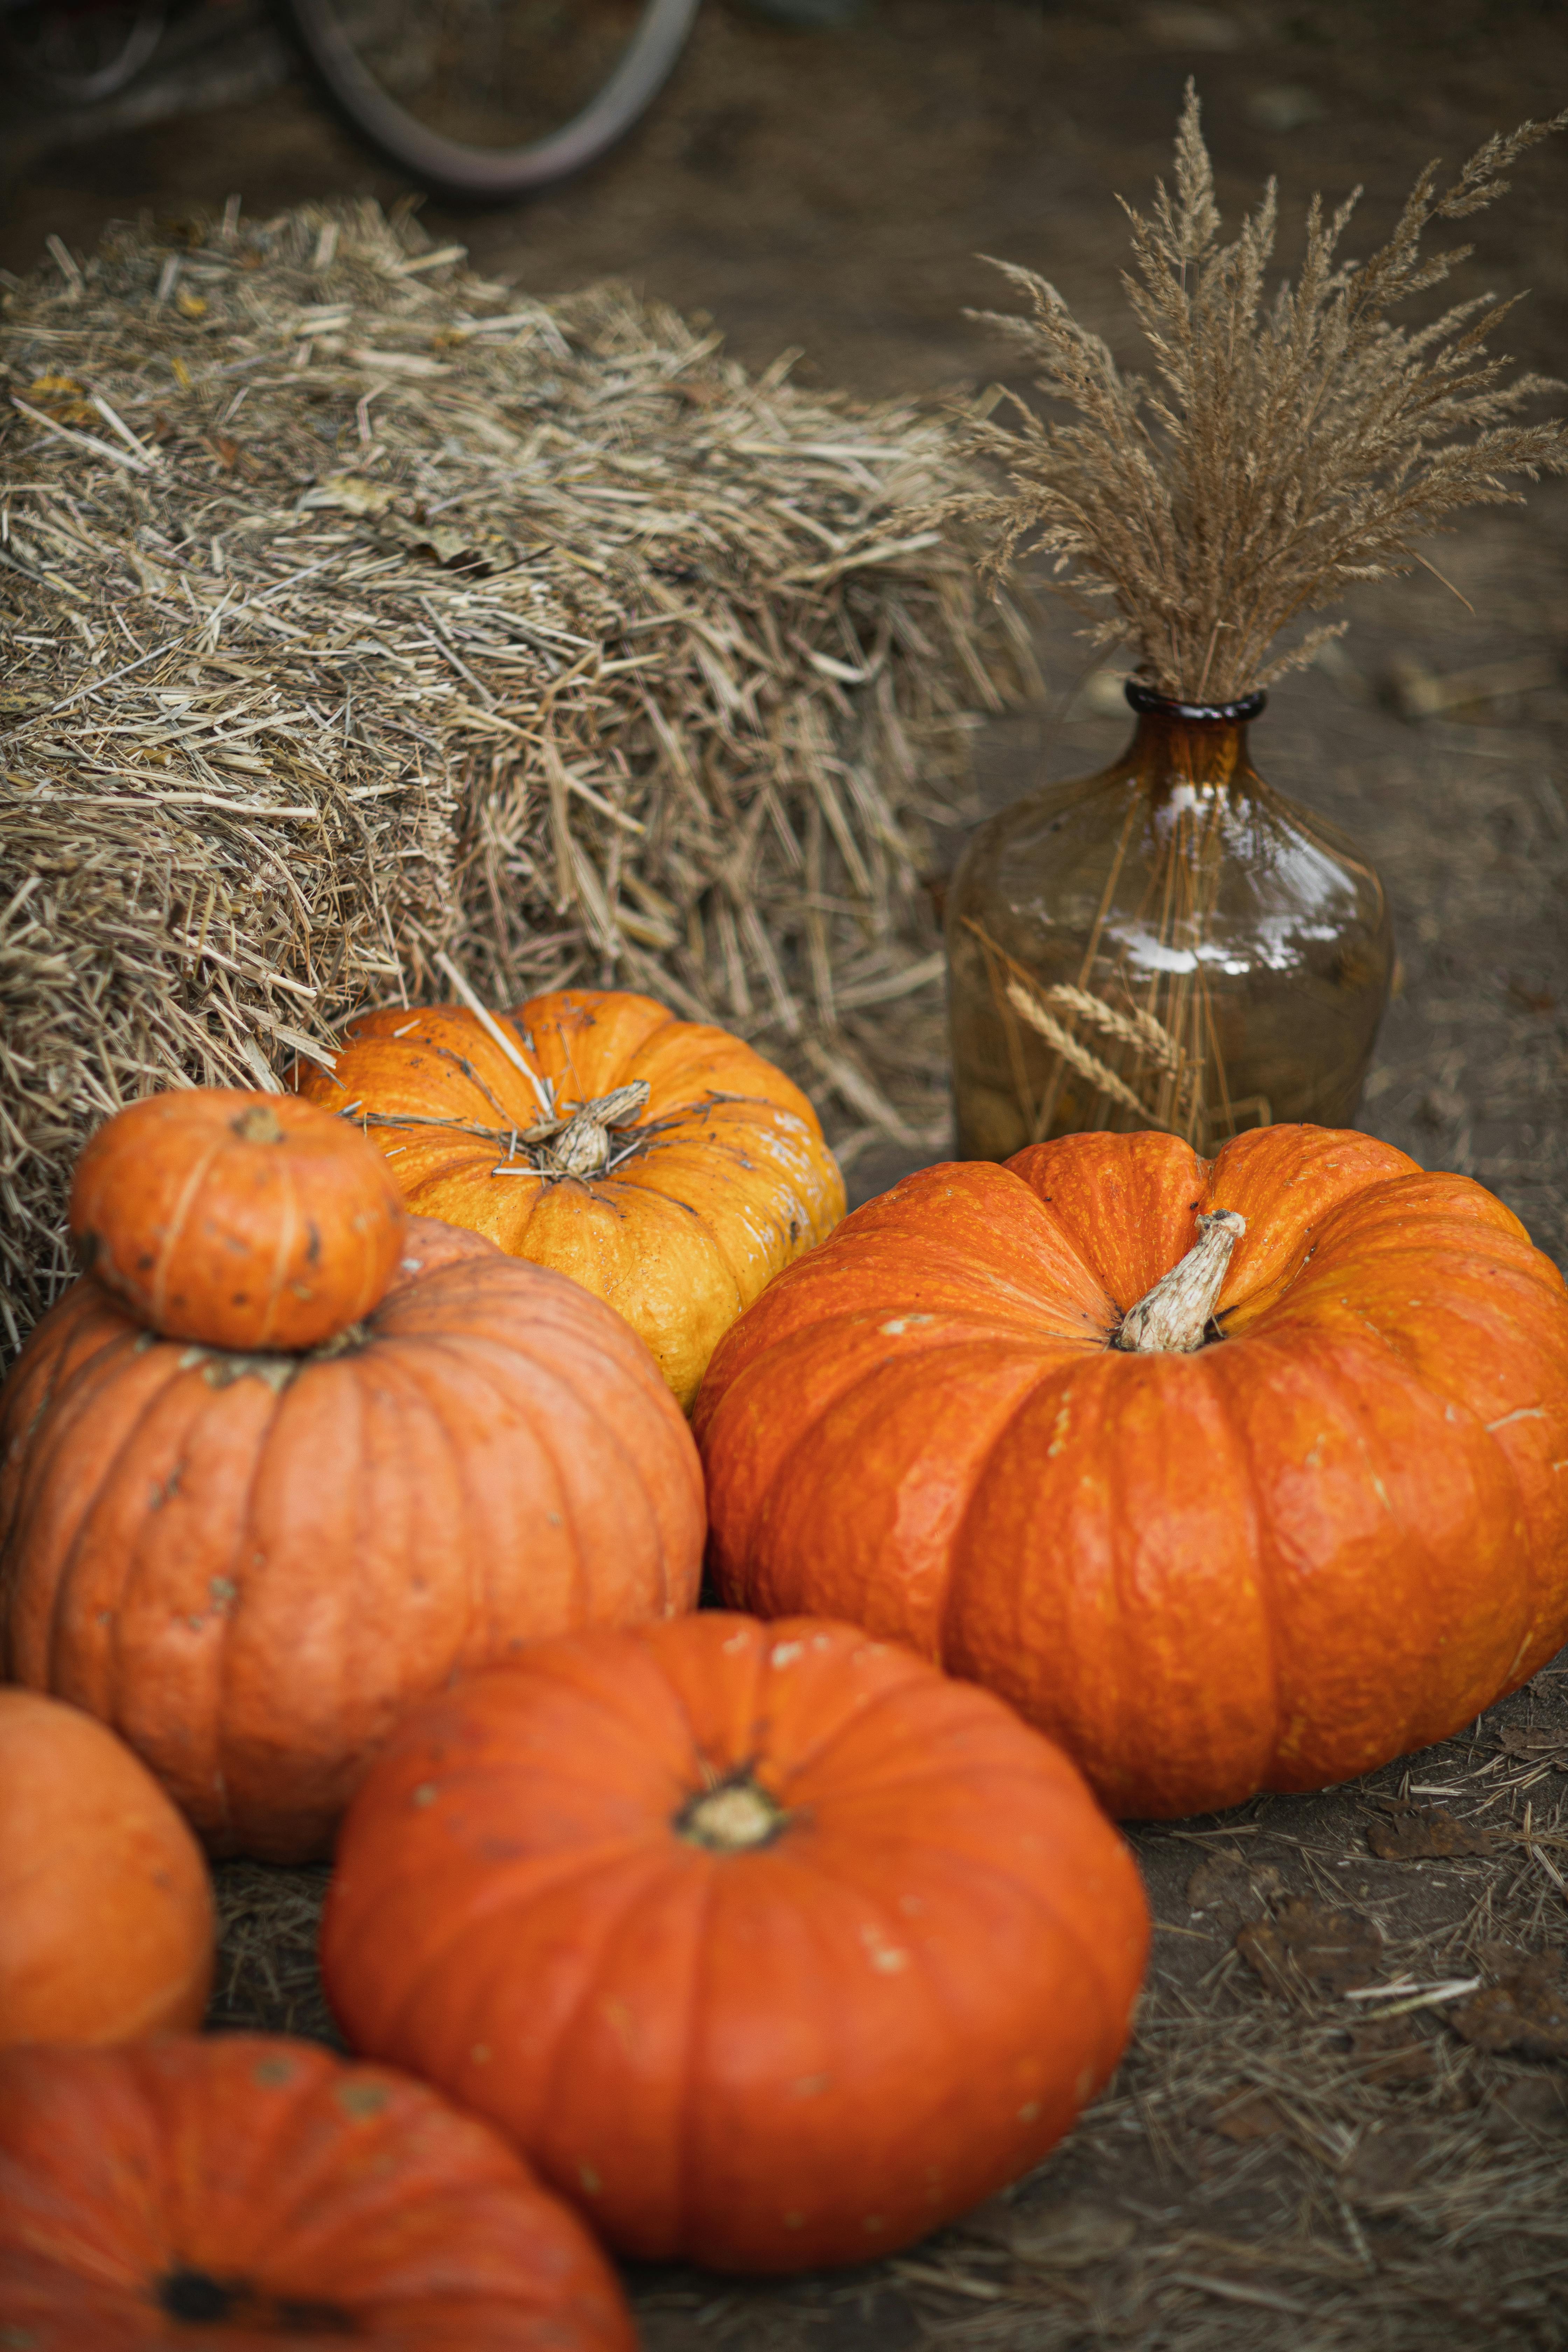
[1123,709,1255,796]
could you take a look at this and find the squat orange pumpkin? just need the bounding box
[0,1689,213,2047]
[0,1219,703,1861]
[0,2035,633,2352]
[694,1127,1568,1819]
[294,989,844,1407]
[322,1612,1148,2274]
[70,1088,405,1352]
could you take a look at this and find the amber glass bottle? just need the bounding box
[946,683,1393,1162]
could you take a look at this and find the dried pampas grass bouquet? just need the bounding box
[945,89,1567,1163]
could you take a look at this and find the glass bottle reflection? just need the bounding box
[946,683,1393,1162]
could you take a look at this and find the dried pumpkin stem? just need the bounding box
[230,1105,285,1146]
[1114,1209,1245,1354]
[677,1777,786,1853]
[527,1081,653,1180]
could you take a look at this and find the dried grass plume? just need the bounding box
[964,87,1568,701]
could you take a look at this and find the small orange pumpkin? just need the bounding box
[0,2035,634,2351]
[69,1087,405,1352]
[322,1612,1149,2274]
[294,989,845,1407]
[694,1127,1568,1820]
[0,1219,703,1861]
[0,1689,213,2047]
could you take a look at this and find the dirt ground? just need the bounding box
[8,2,1568,2345]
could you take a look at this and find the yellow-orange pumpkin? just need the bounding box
[0,1219,703,1861]
[294,989,844,1407]
[695,1127,1568,1820]
[69,1088,405,1352]
[0,1689,213,2047]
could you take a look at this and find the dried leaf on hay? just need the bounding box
[1185,1850,1283,1915]
[1235,1897,1384,2000]
[1449,1952,1568,2058]
[1343,2018,1437,2087]
[0,198,1028,1346]
[1364,1802,1499,1861]
[1202,2089,1290,2143]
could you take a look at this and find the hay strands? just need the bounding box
[0,197,1029,1345]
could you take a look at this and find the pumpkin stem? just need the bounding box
[677,1775,786,1853]
[231,1105,286,1147]
[1114,1209,1246,1354]
[534,1081,653,1180]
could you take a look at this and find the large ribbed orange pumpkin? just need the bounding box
[0,1690,213,2047]
[0,2035,633,2352]
[321,1612,1149,2275]
[694,1127,1568,1820]
[69,1088,406,1353]
[0,1219,702,1861]
[293,989,845,1407]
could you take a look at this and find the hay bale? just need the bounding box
[0,198,1030,1346]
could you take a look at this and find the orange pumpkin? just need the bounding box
[0,1689,213,2047]
[293,989,845,1407]
[69,1088,406,1352]
[0,1219,703,1862]
[0,2035,633,2352]
[321,1612,1149,2274]
[694,1127,1568,1820]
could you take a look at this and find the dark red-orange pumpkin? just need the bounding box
[321,1611,1149,2274]
[70,1087,406,1352]
[0,2034,633,2352]
[0,1219,703,1862]
[694,1127,1568,1820]
[0,1689,213,2048]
